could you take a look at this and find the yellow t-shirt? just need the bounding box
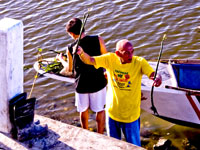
[94,53,154,123]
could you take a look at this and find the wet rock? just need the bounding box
[141,137,151,146]
[153,138,172,150]
[141,130,153,138]
[182,138,198,150]
[197,26,200,32]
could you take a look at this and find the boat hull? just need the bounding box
[33,58,75,83]
[141,61,200,128]
[141,86,200,128]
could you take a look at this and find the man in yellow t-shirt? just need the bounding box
[76,39,162,146]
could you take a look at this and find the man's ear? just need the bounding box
[115,51,121,57]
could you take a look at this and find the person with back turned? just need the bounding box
[75,39,162,146]
[56,18,107,134]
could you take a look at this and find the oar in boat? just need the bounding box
[49,49,68,58]
[150,34,167,115]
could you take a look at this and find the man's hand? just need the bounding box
[72,45,84,56]
[153,74,162,87]
[75,46,96,65]
[150,72,162,87]
[56,53,63,61]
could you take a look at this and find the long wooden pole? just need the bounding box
[150,34,167,115]
[72,9,92,75]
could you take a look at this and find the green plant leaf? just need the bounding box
[38,48,43,52]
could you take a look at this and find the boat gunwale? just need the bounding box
[160,59,200,64]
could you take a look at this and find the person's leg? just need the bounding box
[106,116,121,140]
[90,86,106,134]
[75,92,90,130]
[80,108,89,129]
[96,110,105,134]
[121,118,141,146]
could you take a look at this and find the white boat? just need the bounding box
[34,58,75,83]
[141,59,200,128]
[34,58,200,128]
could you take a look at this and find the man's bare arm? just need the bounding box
[66,48,73,72]
[98,36,107,54]
[77,47,96,65]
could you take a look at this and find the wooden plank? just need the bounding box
[165,85,200,96]
[160,59,200,64]
[186,95,200,120]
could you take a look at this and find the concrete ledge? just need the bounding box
[0,115,145,150]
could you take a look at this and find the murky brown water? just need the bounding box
[1,0,200,149]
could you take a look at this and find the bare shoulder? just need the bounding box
[98,36,104,43]
[98,35,107,54]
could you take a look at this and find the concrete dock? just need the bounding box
[0,115,145,150]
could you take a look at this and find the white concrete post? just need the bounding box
[0,18,23,133]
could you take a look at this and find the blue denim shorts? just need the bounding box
[106,116,141,146]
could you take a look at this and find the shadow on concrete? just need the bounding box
[21,128,75,150]
[1,128,75,150]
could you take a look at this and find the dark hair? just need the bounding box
[66,18,85,35]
